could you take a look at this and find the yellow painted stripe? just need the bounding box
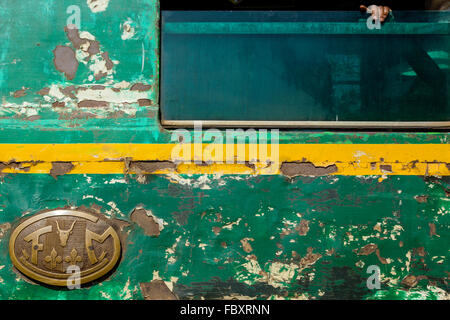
[0,143,448,175]
[0,143,449,162]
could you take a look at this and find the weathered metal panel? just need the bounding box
[0,174,448,299]
[0,0,448,300]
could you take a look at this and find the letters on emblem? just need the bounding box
[9,210,121,287]
[23,225,52,265]
[85,226,116,264]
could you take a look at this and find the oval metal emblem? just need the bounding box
[9,210,121,286]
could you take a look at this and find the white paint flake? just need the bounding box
[121,18,136,40]
[87,0,110,13]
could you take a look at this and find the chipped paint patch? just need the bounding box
[236,258,264,285]
[0,223,11,238]
[166,173,213,189]
[121,278,133,300]
[104,178,127,184]
[266,262,299,289]
[50,162,74,179]
[121,18,136,40]
[240,238,254,253]
[140,280,178,300]
[128,161,177,175]
[64,27,118,81]
[87,0,110,13]
[281,162,338,178]
[53,46,79,80]
[131,207,166,237]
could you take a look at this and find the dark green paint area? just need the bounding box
[0,173,448,299]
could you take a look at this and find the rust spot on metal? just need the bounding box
[300,247,322,267]
[26,115,41,121]
[88,203,102,214]
[0,162,12,172]
[380,164,393,173]
[401,275,418,288]
[64,26,100,59]
[128,161,177,174]
[375,249,388,264]
[137,99,152,106]
[94,71,108,80]
[60,85,78,99]
[240,238,254,253]
[77,100,110,108]
[415,195,428,203]
[280,162,338,178]
[90,85,105,90]
[212,226,222,235]
[140,280,178,300]
[409,160,420,169]
[244,161,256,171]
[358,243,378,256]
[0,161,38,174]
[296,220,310,236]
[413,247,426,257]
[87,41,100,57]
[130,83,152,92]
[52,102,66,108]
[53,45,79,80]
[12,87,28,98]
[65,27,84,49]
[50,162,75,179]
[401,275,427,289]
[37,87,50,96]
[429,222,438,237]
[130,208,160,237]
[108,111,129,119]
[101,52,114,70]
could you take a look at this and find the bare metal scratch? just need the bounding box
[141,42,145,73]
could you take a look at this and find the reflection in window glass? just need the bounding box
[161,11,450,126]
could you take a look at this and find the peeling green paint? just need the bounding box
[0,174,448,299]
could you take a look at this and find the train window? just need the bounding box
[160,2,450,129]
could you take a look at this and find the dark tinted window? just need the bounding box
[161,10,450,128]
